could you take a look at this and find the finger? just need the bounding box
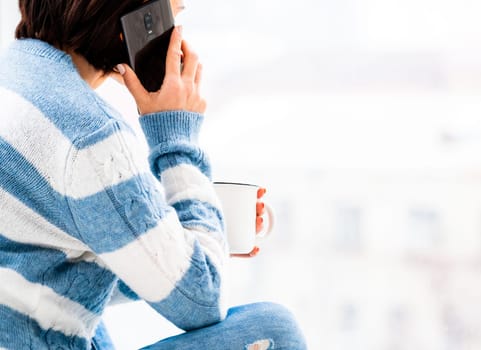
[256,202,265,216]
[194,62,203,86]
[248,246,261,257]
[116,64,148,109]
[165,26,183,77]
[230,247,260,258]
[180,40,199,81]
[197,98,207,114]
[256,216,264,233]
[257,187,267,199]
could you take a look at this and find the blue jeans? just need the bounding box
[92,302,307,350]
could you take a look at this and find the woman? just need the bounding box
[0,0,307,349]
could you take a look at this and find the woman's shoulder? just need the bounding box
[0,40,123,141]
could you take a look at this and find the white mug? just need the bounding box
[213,182,274,254]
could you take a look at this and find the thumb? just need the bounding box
[116,64,148,109]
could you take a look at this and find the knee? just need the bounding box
[233,302,307,350]
[251,302,299,325]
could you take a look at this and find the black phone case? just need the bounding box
[120,0,175,92]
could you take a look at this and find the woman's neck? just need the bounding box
[69,51,108,89]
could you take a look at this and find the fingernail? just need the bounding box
[177,25,183,35]
[250,247,260,256]
[257,188,266,198]
[116,64,125,76]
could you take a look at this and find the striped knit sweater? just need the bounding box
[0,39,228,349]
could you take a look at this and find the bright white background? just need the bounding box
[4,1,481,349]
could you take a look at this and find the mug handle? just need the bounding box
[256,203,274,241]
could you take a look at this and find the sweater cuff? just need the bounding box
[139,111,204,150]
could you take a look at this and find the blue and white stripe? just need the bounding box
[0,267,100,339]
[0,39,228,349]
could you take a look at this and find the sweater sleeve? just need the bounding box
[65,111,228,331]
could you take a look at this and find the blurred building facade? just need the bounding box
[220,166,481,350]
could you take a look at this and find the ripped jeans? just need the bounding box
[92,302,307,350]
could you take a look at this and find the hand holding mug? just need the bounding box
[234,187,268,258]
[213,182,274,258]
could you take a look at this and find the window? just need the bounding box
[406,208,441,253]
[334,205,362,251]
[340,303,359,331]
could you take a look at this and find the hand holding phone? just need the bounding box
[118,27,206,115]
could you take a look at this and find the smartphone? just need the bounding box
[120,0,175,92]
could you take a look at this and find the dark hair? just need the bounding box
[15,0,144,72]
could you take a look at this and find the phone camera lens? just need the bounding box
[144,13,153,32]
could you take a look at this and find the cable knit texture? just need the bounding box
[0,39,228,350]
